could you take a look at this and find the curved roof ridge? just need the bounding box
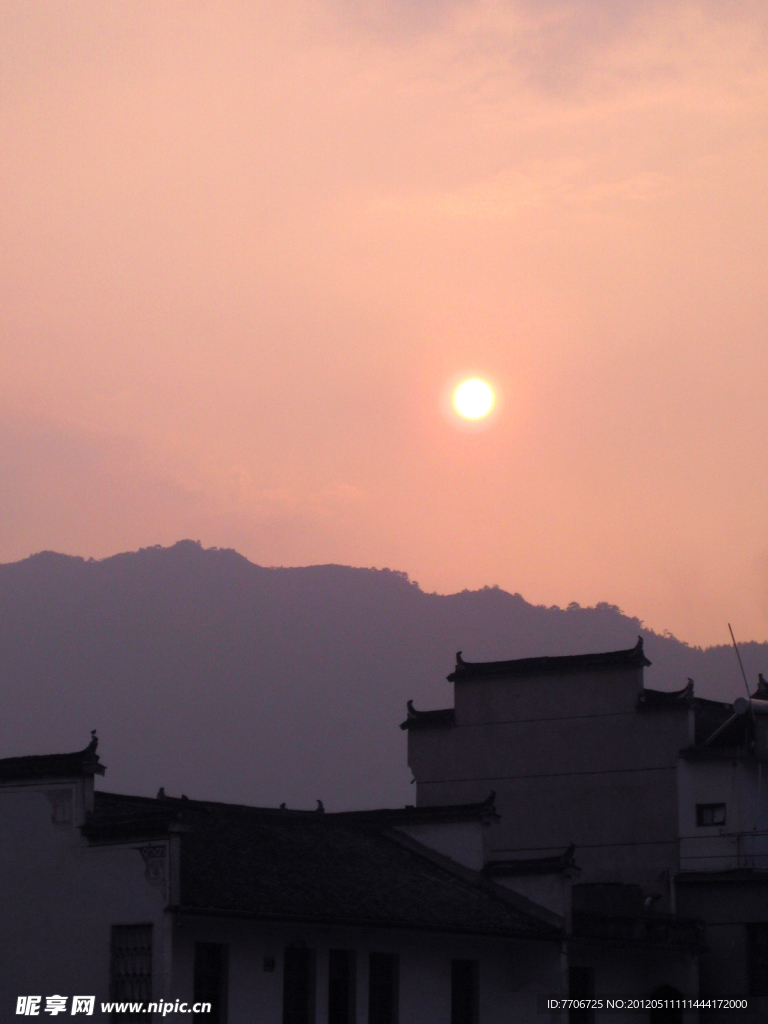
[639,679,695,706]
[447,637,650,681]
[331,791,498,825]
[400,701,455,730]
[0,731,104,782]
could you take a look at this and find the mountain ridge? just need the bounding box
[1,540,765,810]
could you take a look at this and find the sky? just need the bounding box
[1,0,767,648]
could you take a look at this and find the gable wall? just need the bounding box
[0,780,170,1012]
[409,666,691,900]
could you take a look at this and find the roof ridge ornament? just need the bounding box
[0,733,105,781]
[639,678,694,706]
[400,703,456,730]
[447,640,651,682]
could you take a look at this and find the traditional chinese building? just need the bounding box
[11,635,768,1020]
[0,735,563,1023]
[675,681,768,1003]
[404,638,768,1012]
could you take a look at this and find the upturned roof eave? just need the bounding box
[446,637,650,682]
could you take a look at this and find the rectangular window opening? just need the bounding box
[368,952,399,1024]
[328,949,356,1024]
[451,959,478,1024]
[193,942,229,1024]
[283,945,316,1024]
[696,803,726,827]
[110,924,152,1023]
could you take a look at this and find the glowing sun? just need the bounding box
[454,379,494,419]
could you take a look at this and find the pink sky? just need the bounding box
[1,1,767,647]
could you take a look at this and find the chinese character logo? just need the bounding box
[71,997,95,1016]
[16,997,41,1016]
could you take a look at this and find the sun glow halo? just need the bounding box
[454,379,494,419]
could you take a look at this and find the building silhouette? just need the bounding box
[3,638,767,1020]
[405,638,768,1015]
[0,735,560,1022]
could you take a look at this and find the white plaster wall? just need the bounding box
[409,670,690,901]
[411,712,686,782]
[171,918,564,1024]
[0,778,564,1022]
[678,757,768,871]
[393,820,486,870]
[452,667,644,726]
[0,780,169,1015]
[496,874,568,918]
[416,770,680,896]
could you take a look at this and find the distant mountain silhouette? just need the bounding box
[1,540,765,809]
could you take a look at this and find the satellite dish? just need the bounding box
[734,697,751,715]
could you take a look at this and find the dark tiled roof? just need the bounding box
[672,697,752,753]
[0,733,104,781]
[682,680,768,749]
[400,701,455,731]
[331,792,498,826]
[699,713,746,749]
[446,637,650,682]
[484,845,577,878]
[638,680,694,709]
[82,791,183,841]
[691,697,736,745]
[85,792,558,939]
[691,679,768,750]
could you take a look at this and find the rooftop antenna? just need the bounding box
[728,623,753,707]
[730,625,764,860]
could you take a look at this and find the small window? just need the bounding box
[283,945,316,1024]
[328,950,356,1024]
[696,803,726,827]
[368,953,399,1024]
[110,925,152,1023]
[48,789,73,824]
[194,943,228,1024]
[451,960,478,1024]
